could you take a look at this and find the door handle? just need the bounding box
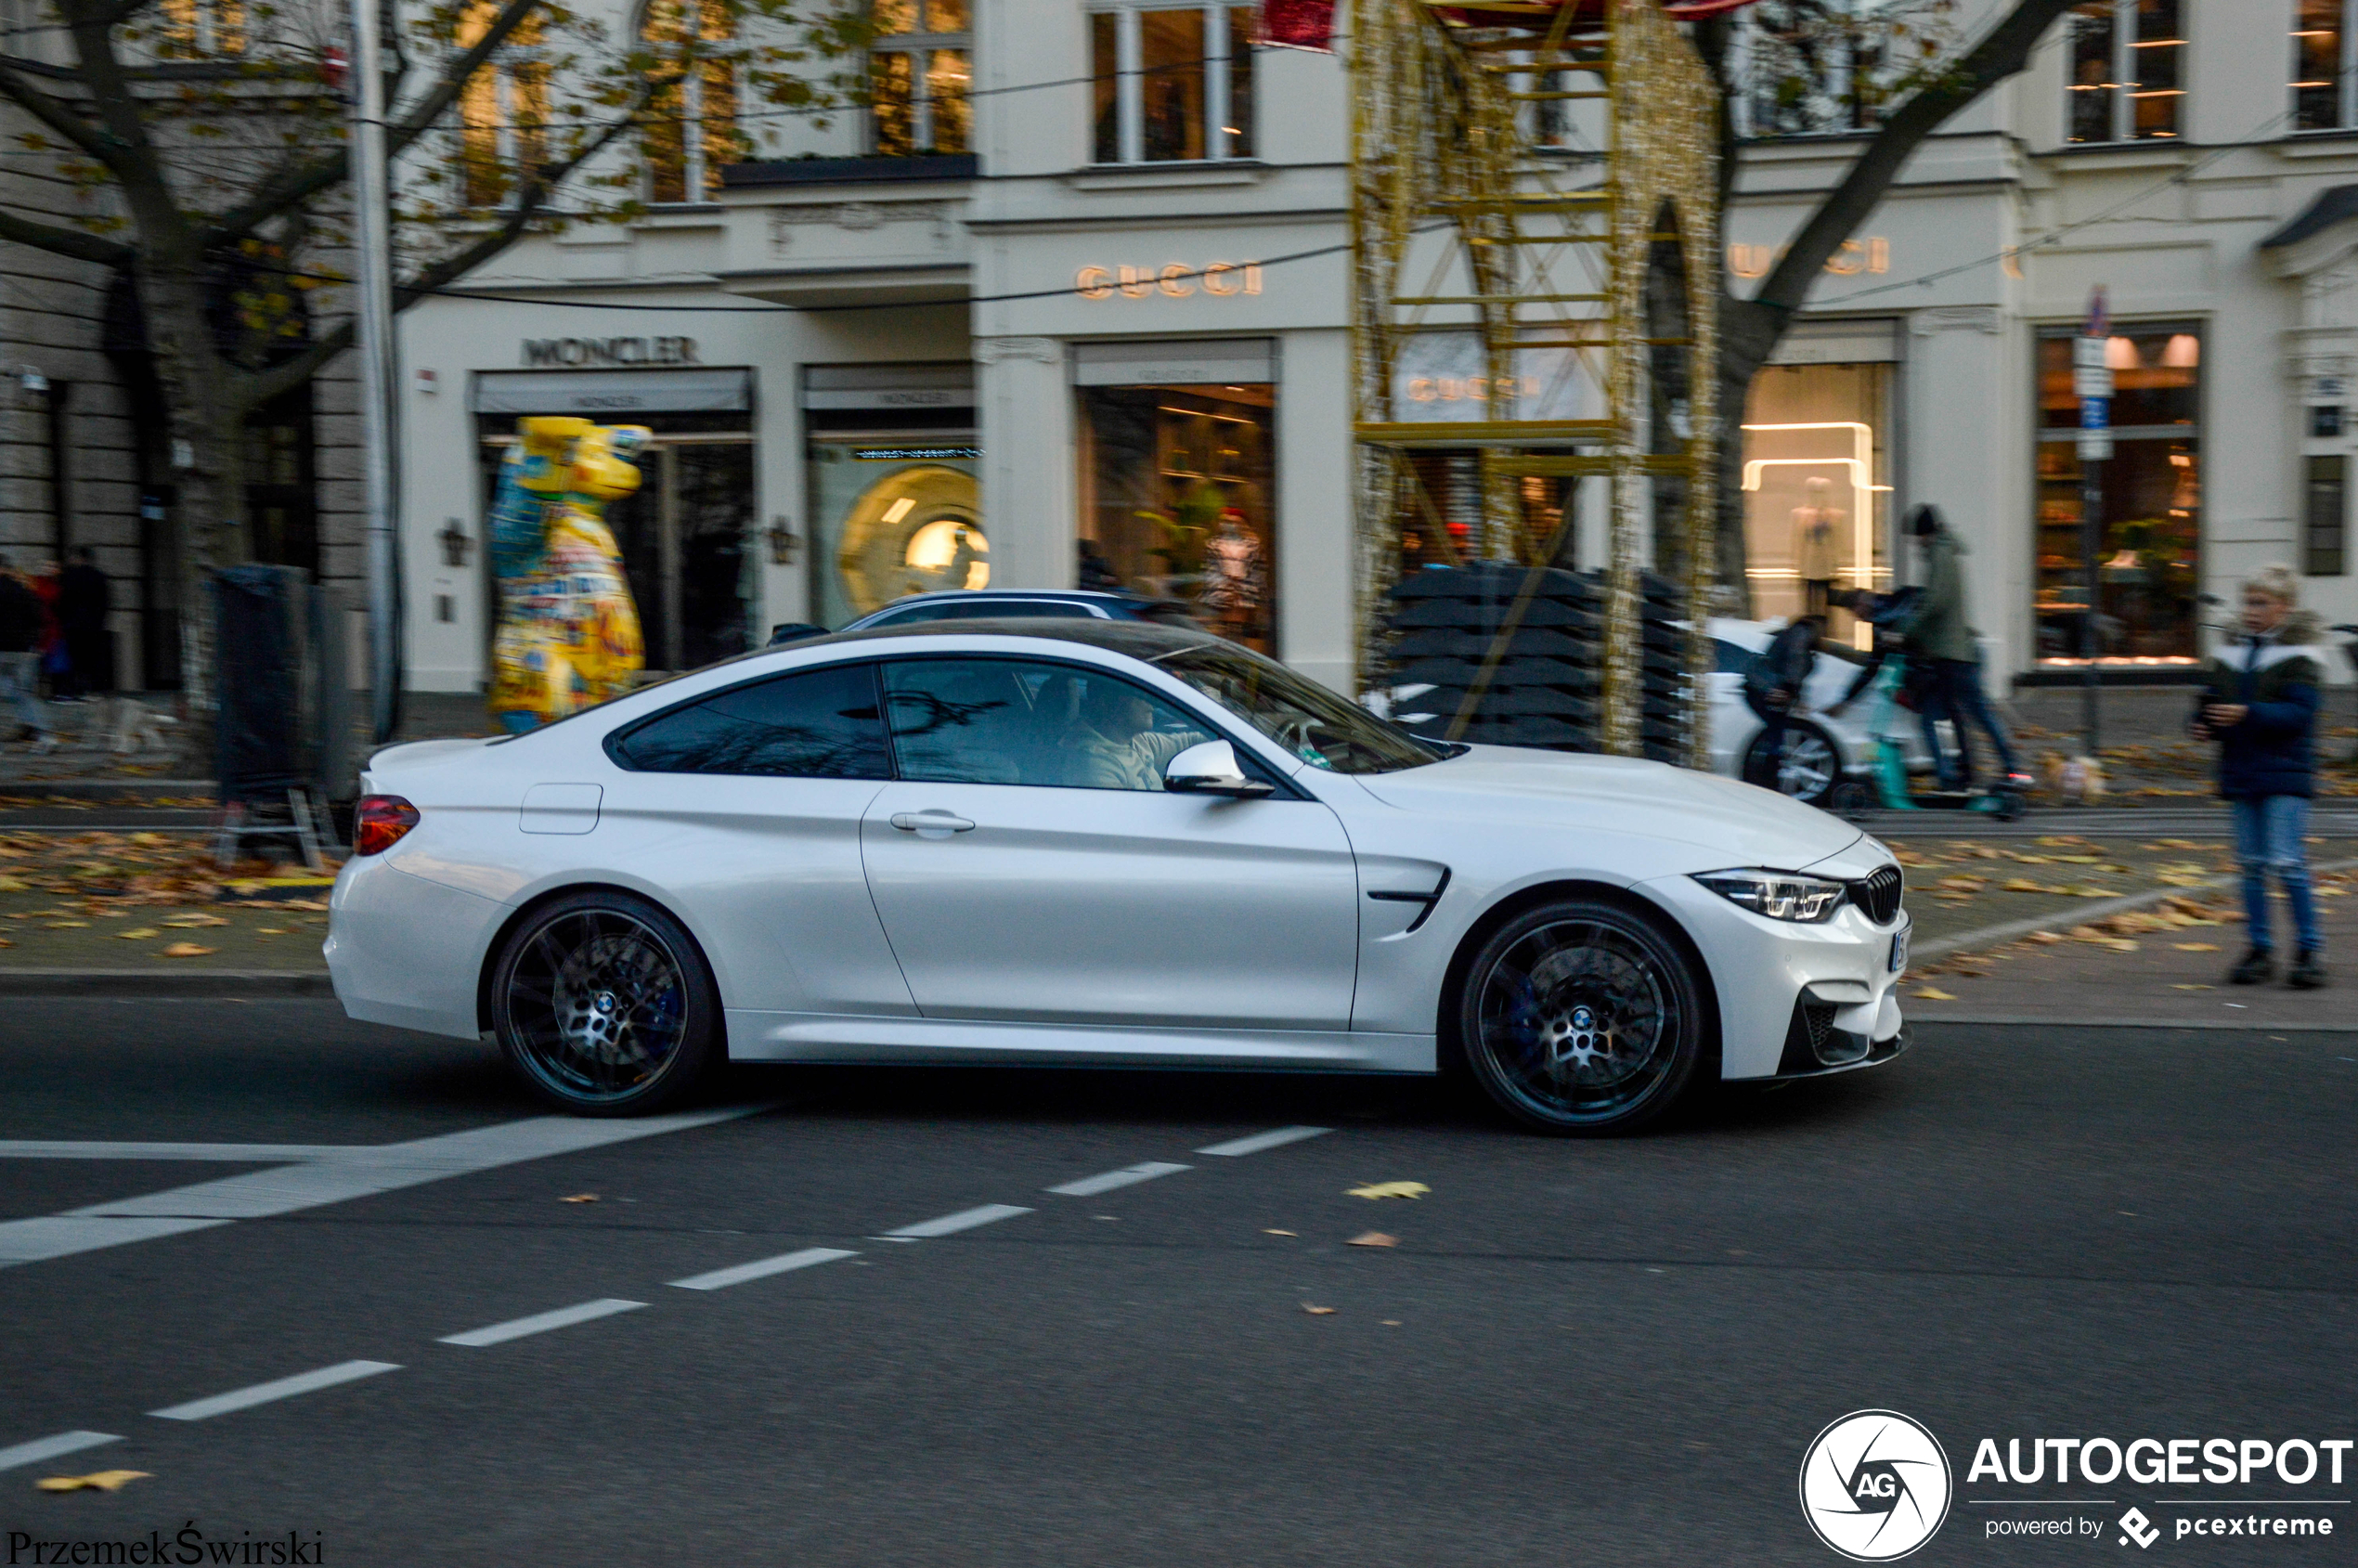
[890,810,976,836]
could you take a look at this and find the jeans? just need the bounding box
[2233,794,2321,955]
[0,651,49,737]
[1925,658,2020,789]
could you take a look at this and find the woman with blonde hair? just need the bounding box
[2192,564,2326,988]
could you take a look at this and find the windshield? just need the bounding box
[1154,643,1449,775]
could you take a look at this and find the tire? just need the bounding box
[490,890,721,1116]
[1455,897,1706,1135]
[1829,778,1875,817]
[1743,719,1842,805]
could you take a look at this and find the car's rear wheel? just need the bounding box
[1744,719,1842,805]
[1457,898,1705,1135]
[491,890,719,1116]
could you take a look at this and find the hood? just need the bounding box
[1354,746,1863,868]
[2279,609,2324,646]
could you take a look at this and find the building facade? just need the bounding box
[396,0,2358,700]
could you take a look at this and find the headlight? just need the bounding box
[1692,868,1846,923]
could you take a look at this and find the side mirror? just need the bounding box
[1164,739,1275,798]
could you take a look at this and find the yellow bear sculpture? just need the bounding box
[486,416,650,733]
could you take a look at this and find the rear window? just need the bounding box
[607,662,891,778]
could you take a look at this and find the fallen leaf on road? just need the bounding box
[159,942,215,957]
[2052,854,2105,864]
[1301,1303,1337,1315]
[2002,878,2045,892]
[257,927,287,935]
[1263,1229,1297,1237]
[2024,931,2066,944]
[44,920,88,929]
[115,927,158,940]
[0,874,25,891]
[1347,1232,1398,1248]
[1911,987,1957,1001]
[1381,1319,1402,1327]
[2171,984,2214,991]
[0,938,12,948]
[160,913,228,927]
[2155,838,2201,849]
[35,1471,149,1494]
[560,1193,599,1203]
[1937,876,1988,891]
[1348,1182,1430,1200]
[2157,873,2210,887]
[2173,942,2220,952]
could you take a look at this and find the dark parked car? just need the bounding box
[771,590,1199,646]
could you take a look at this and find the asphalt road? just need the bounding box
[2,1001,2353,1566]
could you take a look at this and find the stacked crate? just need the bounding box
[1382,564,1692,762]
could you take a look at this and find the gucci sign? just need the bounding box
[1727,237,1889,280]
[1077,262,1265,301]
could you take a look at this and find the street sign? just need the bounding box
[2072,336,2114,399]
[2079,396,2108,429]
[2078,429,2114,460]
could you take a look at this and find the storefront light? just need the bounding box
[2105,335,2143,371]
[2162,333,2200,369]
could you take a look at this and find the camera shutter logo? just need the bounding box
[1799,1409,1953,1561]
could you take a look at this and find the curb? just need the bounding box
[0,779,214,802]
[0,968,332,997]
[1912,853,2358,963]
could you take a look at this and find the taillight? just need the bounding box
[354,795,420,856]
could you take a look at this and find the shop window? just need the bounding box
[2067,0,2183,145]
[2294,0,2352,130]
[2033,325,2202,666]
[2307,455,2348,577]
[870,0,970,155]
[458,0,549,210]
[1079,382,1276,651]
[1088,4,1256,163]
[643,0,739,202]
[613,663,892,777]
[1740,0,1886,138]
[1739,361,1892,646]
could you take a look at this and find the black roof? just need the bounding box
[802,616,1225,661]
[2261,185,2358,250]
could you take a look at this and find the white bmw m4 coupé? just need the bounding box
[327,620,1911,1134]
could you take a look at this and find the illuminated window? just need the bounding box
[458,2,549,210]
[1088,4,1256,164]
[869,0,970,155]
[2306,455,2347,577]
[2067,0,2183,145]
[643,0,740,203]
[157,0,243,56]
[2293,0,2353,130]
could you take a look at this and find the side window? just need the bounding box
[610,662,891,778]
[1713,639,1761,676]
[881,657,1217,790]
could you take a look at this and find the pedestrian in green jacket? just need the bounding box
[1900,506,2021,790]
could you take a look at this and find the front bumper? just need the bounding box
[1638,873,1909,1081]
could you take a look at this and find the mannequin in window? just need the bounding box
[1198,506,1267,638]
[1791,475,1844,619]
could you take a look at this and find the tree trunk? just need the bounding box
[136,258,252,773]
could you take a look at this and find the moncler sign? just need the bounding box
[521,336,699,369]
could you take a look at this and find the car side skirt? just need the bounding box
[726,1012,1436,1072]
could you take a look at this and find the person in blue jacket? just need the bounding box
[2192,564,2326,989]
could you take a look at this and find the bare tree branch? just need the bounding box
[0,58,133,176]
[53,0,189,248]
[208,0,546,246]
[1749,0,2079,322]
[0,201,136,266]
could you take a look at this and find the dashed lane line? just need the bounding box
[876,1203,1033,1241]
[1047,1161,1190,1197]
[0,1106,771,1270]
[438,1299,648,1348]
[149,1361,401,1422]
[1195,1126,1330,1158]
[669,1247,859,1292]
[0,1431,120,1474]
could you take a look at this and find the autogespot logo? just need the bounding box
[1801,1409,1955,1562]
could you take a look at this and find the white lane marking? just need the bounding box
[149,1360,401,1422]
[438,1299,646,1348]
[1047,1161,1190,1198]
[668,1247,858,1292]
[0,1431,120,1474]
[1195,1126,1331,1158]
[0,1106,770,1272]
[0,1143,356,1162]
[877,1204,1032,1240]
[0,1216,230,1266]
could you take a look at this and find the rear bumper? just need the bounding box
[325,854,503,1039]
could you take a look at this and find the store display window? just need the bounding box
[1740,361,1893,644]
[803,363,981,628]
[2033,325,2201,666]
[1077,382,1276,652]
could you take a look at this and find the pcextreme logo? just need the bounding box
[1800,1409,1955,1562]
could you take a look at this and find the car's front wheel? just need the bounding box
[490,890,720,1116]
[1457,898,1706,1135]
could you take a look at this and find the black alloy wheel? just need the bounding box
[1457,898,1706,1134]
[491,890,720,1116]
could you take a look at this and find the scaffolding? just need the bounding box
[1351,0,1728,760]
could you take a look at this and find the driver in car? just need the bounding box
[1061,678,1210,791]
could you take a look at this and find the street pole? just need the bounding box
[2075,289,2112,758]
[352,0,400,745]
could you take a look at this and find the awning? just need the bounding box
[1073,338,1277,387]
[471,368,753,415]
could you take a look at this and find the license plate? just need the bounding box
[1889,926,1910,974]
